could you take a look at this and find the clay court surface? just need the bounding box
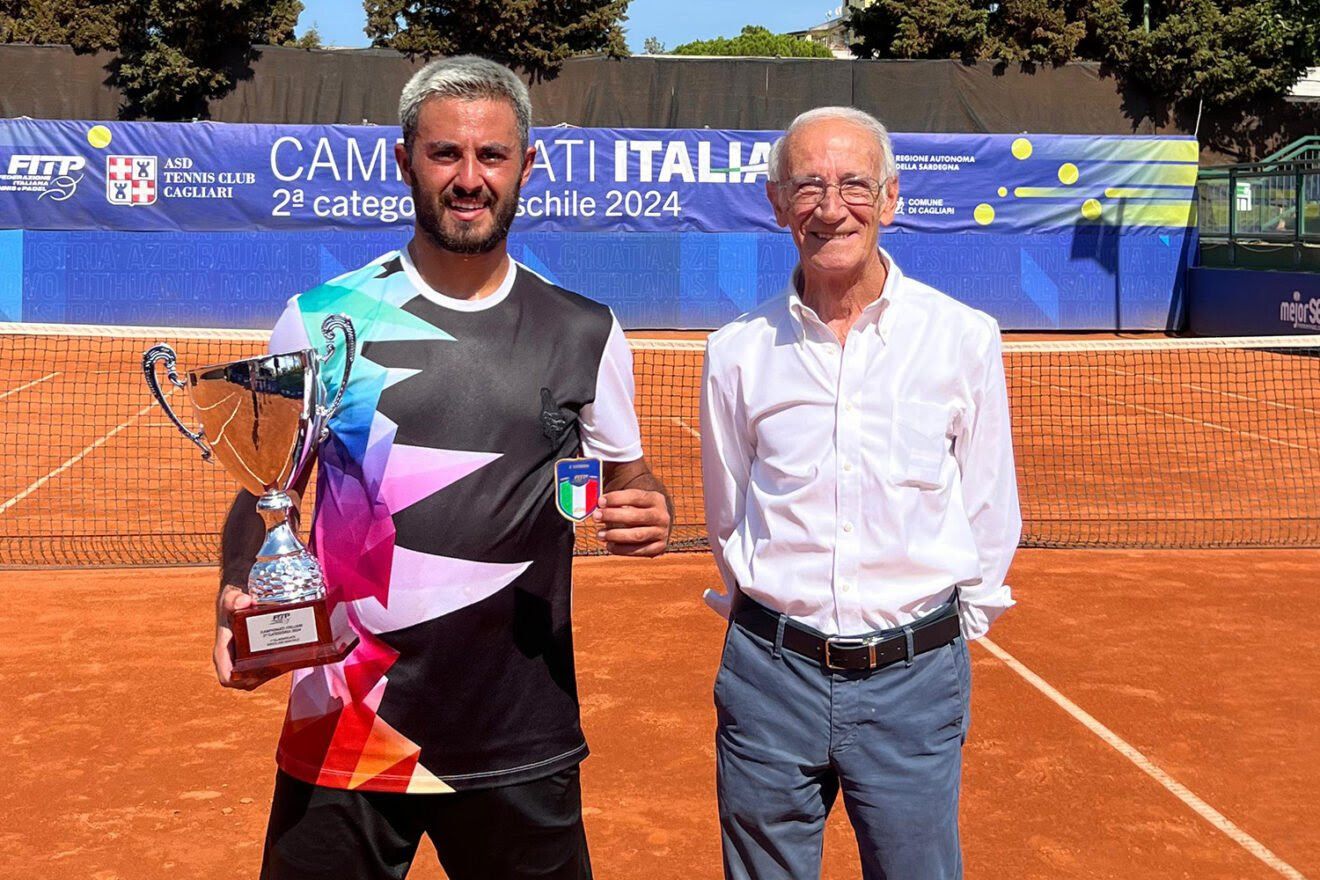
[6,330,1320,564]
[2,328,1318,877]
[3,549,1317,879]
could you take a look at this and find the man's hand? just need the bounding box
[593,488,671,557]
[214,585,281,691]
[216,479,311,691]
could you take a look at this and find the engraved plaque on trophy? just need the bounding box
[143,315,359,679]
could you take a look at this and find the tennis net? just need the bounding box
[1,323,1318,567]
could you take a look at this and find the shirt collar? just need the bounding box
[784,246,902,344]
[400,246,518,312]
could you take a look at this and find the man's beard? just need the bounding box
[413,180,520,256]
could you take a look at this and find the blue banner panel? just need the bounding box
[0,230,21,322]
[14,227,1186,331]
[1188,267,1320,336]
[0,120,1197,330]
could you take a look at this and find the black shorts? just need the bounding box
[260,767,592,880]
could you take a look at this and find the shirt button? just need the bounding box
[843,522,854,533]
[845,401,855,413]
[841,582,853,593]
[843,461,853,472]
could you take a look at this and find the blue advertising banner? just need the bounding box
[1187,267,1320,336]
[0,119,1197,330]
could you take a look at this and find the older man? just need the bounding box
[700,107,1021,879]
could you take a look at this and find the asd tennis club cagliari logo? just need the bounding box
[106,154,158,206]
[1280,290,1320,332]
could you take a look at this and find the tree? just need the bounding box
[849,0,1097,65]
[1109,0,1320,157]
[848,0,990,62]
[671,25,834,58]
[850,0,1320,107]
[290,25,323,49]
[1,0,309,118]
[365,0,630,81]
[985,0,1087,67]
[845,0,1320,157]
[106,0,306,119]
[1116,0,1320,111]
[0,0,118,49]
[1062,0,1320,156]
[643,35,665,55]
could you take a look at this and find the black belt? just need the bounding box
[732,592,962,673]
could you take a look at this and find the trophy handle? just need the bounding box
[142,344,213,461]
[316,314,356,442]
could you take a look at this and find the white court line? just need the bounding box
[1019,376,1320,453]
[638,415,703,442]
[979,637,1309,880]
[1102,366,1320,417]
[0,399,160,516]
[672,416,701,441]
[0,371,59,401]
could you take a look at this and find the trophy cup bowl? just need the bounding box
[142,315,359,679]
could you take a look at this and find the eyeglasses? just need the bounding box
[779,176,883,207]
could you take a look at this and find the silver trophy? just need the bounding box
[142,314,358,676]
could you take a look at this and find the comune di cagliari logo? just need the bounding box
[1279,290,1320,332]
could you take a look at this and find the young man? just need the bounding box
[214,56,671,880]
[701,107,1021,879]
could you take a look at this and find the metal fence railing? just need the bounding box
[1197,157,1320,270]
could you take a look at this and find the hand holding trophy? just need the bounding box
[143,315,359,680]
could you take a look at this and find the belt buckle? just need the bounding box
[824,635,881,671]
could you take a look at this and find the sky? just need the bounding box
[296,0,840,53]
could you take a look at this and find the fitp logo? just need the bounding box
[0,154,86,201]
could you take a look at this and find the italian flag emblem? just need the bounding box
[554,457,602,522]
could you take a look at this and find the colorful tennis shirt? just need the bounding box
[265,248,642,793]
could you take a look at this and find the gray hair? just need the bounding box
[399,55,532,152]
[767,106,896,184]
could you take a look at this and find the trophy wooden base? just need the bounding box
[231,597,358,679]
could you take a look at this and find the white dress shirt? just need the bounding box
[700,248,1021,640]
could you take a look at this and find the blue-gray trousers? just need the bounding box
[714,610,972,880]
